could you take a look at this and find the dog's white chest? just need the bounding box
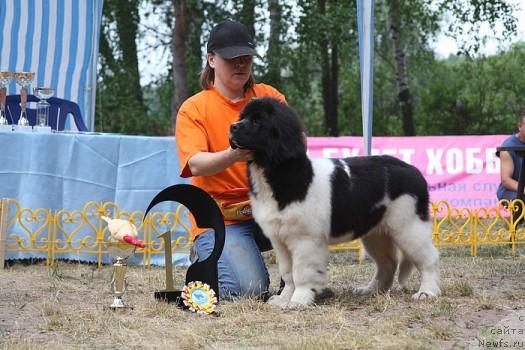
[248,160,334,241]
[248,165,281,228]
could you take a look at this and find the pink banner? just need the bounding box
[307,135,508,208]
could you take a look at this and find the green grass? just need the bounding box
[1,250,525,349]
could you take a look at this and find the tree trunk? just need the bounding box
[266,0,282,88]
[318,0,339,136]
[186,0,204,95]
[114,0,144,108]
[172,0,189,127]
[239,0,256,37]
[388,0,415,136]
[329,43,339,135]
[98,26,118,75]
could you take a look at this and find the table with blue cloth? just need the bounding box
[0,131,191,266]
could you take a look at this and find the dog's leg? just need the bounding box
[397,252,413,290]
[267,239,295,308]
[392,220,441,299]
[353,232,397,295]
[286,239,328,308]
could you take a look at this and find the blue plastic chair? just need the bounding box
[5,94,88,131]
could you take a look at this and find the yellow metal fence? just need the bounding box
[0,198,193,268]
[1,198,525,268]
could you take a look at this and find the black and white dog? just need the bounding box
[230,98,440,308]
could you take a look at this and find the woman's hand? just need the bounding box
[228,147,253,162]
[188,147,253,176]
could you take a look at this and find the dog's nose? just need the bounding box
[231,123,239,132]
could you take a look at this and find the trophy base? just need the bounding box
[0,124,12,132]
[107,297,134,310]
[33,125,52,133]
[13,125,32,133]
[154,290,185,307]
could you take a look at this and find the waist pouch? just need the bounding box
[212,188,252,221]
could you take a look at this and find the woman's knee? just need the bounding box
[220,271,269,300]
[217,250,269,299]
[197,222,270,299]
[239,268,270,296]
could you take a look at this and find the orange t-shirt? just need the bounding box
[175,83,286,239]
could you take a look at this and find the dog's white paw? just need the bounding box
[353,286,374,295]
[288,288,315,307]
[267,295,289,308]
[411,290,439,300]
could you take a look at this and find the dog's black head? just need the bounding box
[230,98,307,165]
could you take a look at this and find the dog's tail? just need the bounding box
[397,251,414,290]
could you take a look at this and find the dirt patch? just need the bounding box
[1,249,525,349]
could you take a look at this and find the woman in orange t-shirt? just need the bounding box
[175,19,286,300]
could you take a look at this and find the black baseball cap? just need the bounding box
[207,20,258,59]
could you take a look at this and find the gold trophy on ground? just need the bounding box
[102,216,146,310]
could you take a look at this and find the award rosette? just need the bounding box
[182,281,217,314]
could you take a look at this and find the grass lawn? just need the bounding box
[1,247,525,349]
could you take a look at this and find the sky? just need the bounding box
[138,2,525,85]
[430,1,525,58]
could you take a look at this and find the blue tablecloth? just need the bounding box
[0,130,191,265]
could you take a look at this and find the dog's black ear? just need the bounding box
[274,102,307,160]
[266,127,285,162]
[265,130,305,163]
[280,134,306,159]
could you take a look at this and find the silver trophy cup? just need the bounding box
[106,240,136,309]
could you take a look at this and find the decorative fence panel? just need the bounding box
[0,198,192,267]
[1,198,525,268]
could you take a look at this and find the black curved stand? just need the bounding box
[143,184,225,307]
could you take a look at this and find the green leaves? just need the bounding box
[95,0,523,137]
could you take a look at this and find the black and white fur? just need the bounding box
[230,98,440,308]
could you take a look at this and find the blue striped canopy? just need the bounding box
[357,0,375,155]
[0,0,103,131]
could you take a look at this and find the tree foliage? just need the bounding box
[95,0,523,137]
[96,0,154,134]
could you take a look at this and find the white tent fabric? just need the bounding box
[0,0,103,131]
[357,0,375,155]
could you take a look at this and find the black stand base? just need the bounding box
[145,185,226,312]
[154,290,185,306]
